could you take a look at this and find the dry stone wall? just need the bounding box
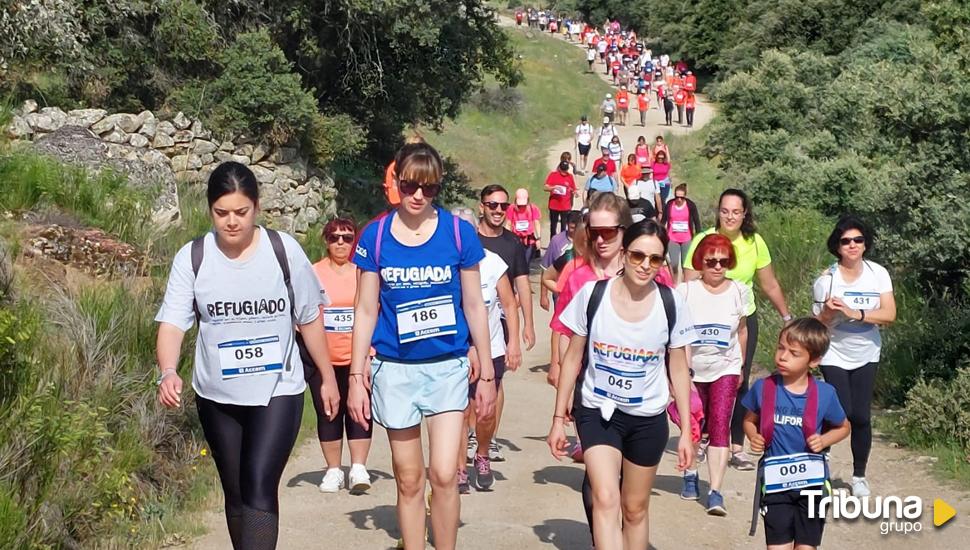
[6,100,337,234]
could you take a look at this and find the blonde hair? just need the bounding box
[395,142,443,185]
[575,193,633,265]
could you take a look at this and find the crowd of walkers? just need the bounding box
[154,12,898,550]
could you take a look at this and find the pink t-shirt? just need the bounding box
[506,204,541,239]
[652,161,671,181]
[635,144,650,165]
[551,264,605,336]
[667,202,693,244]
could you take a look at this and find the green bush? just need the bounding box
[896,365,970,458]
[306,112,367,167]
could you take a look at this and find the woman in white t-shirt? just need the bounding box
[451,208,521,493]
[548,220,695,550]
[812,215,895,497]
[676,233,752,515]
[155,162,339,548]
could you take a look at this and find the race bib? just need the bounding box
[842,291,880,311]
[671,221,690,233]
[763,452,827,494]
[514,220,531,232]
[592,363,647,405]
[396,295,458,344]
[323,307,354,333]
[692,323,731,349]
[553,185,567,196]
[219,336,284,379]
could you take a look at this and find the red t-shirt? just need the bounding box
[545,171,576,211]
[685,75,697,91]
[592,157,617,176]
[686,93,696,109]
[675,90,687,105]
[637,94,648,111]
[616,91,629,108]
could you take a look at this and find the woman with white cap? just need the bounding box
[601,94,616,123]
[597,117,618,151]
[507,188,542,264]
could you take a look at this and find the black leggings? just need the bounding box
[821,362,878,477]
[197,393,303,550]
[731,312,759,446]
[299,336,373,442]
[549,209,569,239]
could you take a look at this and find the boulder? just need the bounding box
[31,126,181,228]
[156,120,177,137]
[91,113,142,134]
[24,112,57,133]
[153,133,175,149]
[19,99,38,115]
[128,133,149,148]
[250,164,276,184]
[171,154,203,172]
[218,140,234,152]
[214,152,250,165]
[139,117,158,138]
[102,129,128,144]
[66,108,106,128]
[173,129,194,143]
[6,115,32,139]
[234,144,255,158]
[251,143,271,163]
[191,139,219,155]
[172,112,191,130]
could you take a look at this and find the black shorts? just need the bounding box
[469,355,506,398]
[762,489,826,547]
[578,143,591,156]
[576,406,668,467]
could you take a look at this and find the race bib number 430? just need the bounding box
[396,295,458,344]
[219,336,284,379]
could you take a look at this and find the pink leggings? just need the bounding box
[694,375,740,448]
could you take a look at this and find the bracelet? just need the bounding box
[348,373,364,378]
[553,415,566,420]
[859,309,866,322]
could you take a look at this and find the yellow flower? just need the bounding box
[200,448,208,457]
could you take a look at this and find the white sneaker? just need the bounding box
[851,477,870,497]
[349,464,371,495]
[319,468,344,493]
[467,432,477,463]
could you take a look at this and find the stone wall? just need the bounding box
[5,100,337,234]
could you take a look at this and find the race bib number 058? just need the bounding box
[396,295,458,344]
[219,335,284,379]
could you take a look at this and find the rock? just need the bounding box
[234,144,255,158]
[91,113,142,134]
[276,176,298,190]
[200,153,214,165]
[275,158,308,181]
[270,146,299,164]
[271,214,295,233]
[24,112,57,132]
[20,99,38,115]
[31,126,180,229]
[295,184,309,195]
[171,154,203,172]
[250,164,276,184]
[260,184,285,210]
[303,205,321,224]
[191,139,219,155]
[25,224,147,278]
[173,129,194,143]
[219,140,234,152]
[915,455,938,464]
[173,112,191,130]
[284,191,308,210]
[214,152,250,165]
[128,133,149,148]
[157,120,177,137]
[6,115,32,139]
[139,118,157,138]
[292,211,310,234]
[135,110,155,133]
[153,133,175,149]
[66,108,107,128]
[251,143,271,163]
[141,149,169,165]
[190,119,210,139]
[102,129,128,144]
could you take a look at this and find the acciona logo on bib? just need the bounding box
[381,265,453,284]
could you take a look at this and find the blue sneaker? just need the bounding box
[707,490,727,516]
[680,472,699,500]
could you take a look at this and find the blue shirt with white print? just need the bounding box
[354,206,485,362]
[742,376,846,458]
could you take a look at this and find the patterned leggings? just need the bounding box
[694,374,740,447]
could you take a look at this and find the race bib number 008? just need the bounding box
[219,335,284,379]
[396,295,458,344]
[843,291,879,311]
[763,452,827,494]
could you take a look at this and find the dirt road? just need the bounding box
[190,21,968,550]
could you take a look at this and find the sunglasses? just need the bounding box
[482,201,510,211]
[398,180,442,198]
[840,236,866,246]
[627,250,665,268]
[587,225,624,242]
[704,257,732,269]
[326,233,355,244]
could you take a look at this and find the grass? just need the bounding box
[426,26,611,205]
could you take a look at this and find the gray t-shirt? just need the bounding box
[156,227,327,406]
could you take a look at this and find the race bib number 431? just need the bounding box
[843,291,880,311]
[219,336,284,379]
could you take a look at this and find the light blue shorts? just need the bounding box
[371,356,470,430]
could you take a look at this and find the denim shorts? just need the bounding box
[370,356,470,430]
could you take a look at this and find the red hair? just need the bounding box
[691,233,737,271]
[322,217,357,241]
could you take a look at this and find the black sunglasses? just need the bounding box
[704,257,732,269]
[326,233,355,244]
[839,236,866,246]
[587,225,624,242]
[398,180,442,198]
[482,201,510,211]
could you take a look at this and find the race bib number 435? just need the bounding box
[219,336,284,379]
[324,307,354,333]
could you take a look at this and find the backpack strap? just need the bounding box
[453,213,462,255]
[374,212,390,267]
[191,235,206,323]
[581,279,610,368]
[658,283,676,343]
[760,374,821,450]
[802,376,819,442]
[265,228,298,372]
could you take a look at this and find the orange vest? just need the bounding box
[383,162,401,206]
[685,74,697,91]
[617,90,630,108]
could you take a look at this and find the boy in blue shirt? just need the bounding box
[742,318,850,550]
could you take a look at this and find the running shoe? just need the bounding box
[467,432,477,463]
[680,471,699,500]
[851,477,871,497]
[457,469,470,495]
[474,454,494,490]
[706,490,727,516]
[696,438,709,464]
[489,438,505,462]
[729,451,756,471]
[319,468,344,493]
[348,463,371,495]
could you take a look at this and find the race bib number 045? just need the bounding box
[396,295,458,344]
[592,363,647,405]
[219,335,284,379]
